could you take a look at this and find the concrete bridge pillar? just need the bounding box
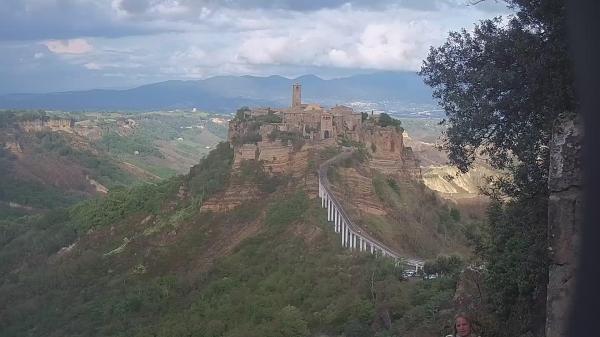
[334,212,338,231]
[348,230,352,250]
[347,229,351,248]
[348,231,352,250]
[333,208,336,228]
[321,187,325,208]
[347,231,351,249]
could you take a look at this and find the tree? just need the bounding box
[420,2,574,336]
[235,106,251,121]
[270,305,309,337]
[376,113,402,130]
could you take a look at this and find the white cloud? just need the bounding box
[230,8,447,72]
[44,39,94,54]
[2,1,513,93]
[84,62,102,70]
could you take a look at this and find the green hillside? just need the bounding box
[0,143,464,337]
[0,110,229,220]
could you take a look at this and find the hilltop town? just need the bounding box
[227,84,421,179]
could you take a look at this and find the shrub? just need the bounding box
[265,191,309,228]
[188,142,234,197]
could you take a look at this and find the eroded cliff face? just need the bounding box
[361,125,422,181]
[545,112,583,337]
[200,180,262,213]
[334,166,387,216]
[201,140,320,213]
[229,119,421,182]
[222,117,422,217]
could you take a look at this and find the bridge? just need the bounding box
[317,150,424,273]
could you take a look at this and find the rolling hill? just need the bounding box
[0,72,434,112]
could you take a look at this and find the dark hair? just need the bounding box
[454,313,476,335]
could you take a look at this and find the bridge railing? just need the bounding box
[317,150,424,269]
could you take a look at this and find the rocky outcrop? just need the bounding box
[362,126,404,160]
[200,181,261,213]
[19,118,74,133]
[361,126,421,181]
[545,112,583,337]
[229,112,420,183]
[422,165,497,195]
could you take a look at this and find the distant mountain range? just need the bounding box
[0,72,435,113]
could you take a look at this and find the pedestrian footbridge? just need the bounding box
[318,150,424,273]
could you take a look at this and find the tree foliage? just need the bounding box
[187,141,234,197]
[376,113,403,131]
[420,4,574,176]
[420,2,574,336]
[423,254,464,278]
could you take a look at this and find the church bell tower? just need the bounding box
[292,83,301,108]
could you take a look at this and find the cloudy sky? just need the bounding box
[0,0,513,94]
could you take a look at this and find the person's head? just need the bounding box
[454,313,473,337]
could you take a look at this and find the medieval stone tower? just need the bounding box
[292,83,301,108]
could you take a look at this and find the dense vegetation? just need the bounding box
[99,131,164,158]
[376,113,403,131]
[187,141,234,198]
[33,131,134,187]
[0,144,466,337]
[370,175,471,257]
[420,1,574,336]
[94,112,228,178]
[0,109,229,219]
[0,147,75,210]
[0,132,134,218]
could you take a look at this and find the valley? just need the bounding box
[0,94,486,337]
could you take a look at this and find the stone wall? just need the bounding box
[545,112,583,337]
[257,140,292,174]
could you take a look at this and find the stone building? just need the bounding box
[253,83,363,142]
[230,83,419,180]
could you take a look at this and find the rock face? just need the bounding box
[257,140,293,174]
[200,181,261,213]
[19,118,74,133]
[2,133,23,156]
[334,167,387,216]
[361,125,421,181]
[545,112,583,337]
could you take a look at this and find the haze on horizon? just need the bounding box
[0,0,512,95]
